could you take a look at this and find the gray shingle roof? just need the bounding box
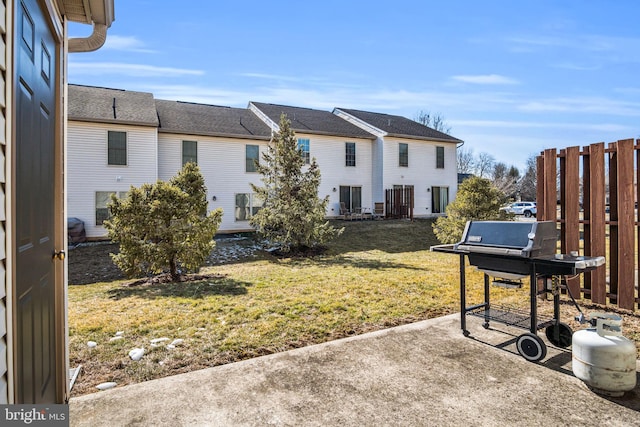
[156,100,271,140]
[250,102,375,139]
[335,108,462,143]
[68,84,159,126]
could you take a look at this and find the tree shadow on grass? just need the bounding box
[107,276,252,300]
[319,256,427,271]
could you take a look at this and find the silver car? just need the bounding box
[500,201,537,218]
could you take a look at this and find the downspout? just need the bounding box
[68,23,108,52]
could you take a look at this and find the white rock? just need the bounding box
[109,336,123,342]
[115,331,124,337]
[96,382,117,390]
[166,345,175,350]
[150,337,170,344]
[87,341,97,348]
[128,348,145,361]
[170,339,184,346]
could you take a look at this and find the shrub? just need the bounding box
[433,176,511,244]
[105,163,223,280]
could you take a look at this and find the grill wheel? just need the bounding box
[516,333,547,362]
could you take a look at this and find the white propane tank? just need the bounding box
[572,313,637,397]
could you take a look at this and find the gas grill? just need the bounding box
[432,220,605,362]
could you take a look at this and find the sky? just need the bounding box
[68,0,640,171]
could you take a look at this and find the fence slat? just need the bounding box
[609,142,619,304]
[588,142,607,305]
[543,149,557,220]
[562,146,581,297]
[617,139,635,309]
[536,155,545,218]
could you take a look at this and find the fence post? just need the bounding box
[616,139,635,309]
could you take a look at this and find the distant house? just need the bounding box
[66,85,463,237]
[156,99,272,232]
[334,108,462,215]
[249,102,377,218]
[68,85,159,239]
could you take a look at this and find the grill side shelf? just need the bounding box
[468,305,554,330]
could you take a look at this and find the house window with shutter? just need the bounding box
[399,143,408,167]
[246,144,259,172]
[298,138,310,164]
[436,146,445,169]
[345,142,356,167]
[182,140,198,165]
[108,131,127,165]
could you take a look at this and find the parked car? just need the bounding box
[500,201,537,218]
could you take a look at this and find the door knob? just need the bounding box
[53,250,66,261]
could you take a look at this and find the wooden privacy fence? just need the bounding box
[537,138,639,311]
[385,187,414,219]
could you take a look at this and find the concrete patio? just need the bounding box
[69,313,640,426]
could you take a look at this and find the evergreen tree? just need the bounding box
[105,163,222,280]
[250,114,342,253]
[432,176,511,244]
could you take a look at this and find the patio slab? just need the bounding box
[69,313,640,426]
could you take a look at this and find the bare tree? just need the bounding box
[414,110,452,134]
[518,155,537,201]
[457,147,475,174]
[492,162,520,199]
[475,152,495,178]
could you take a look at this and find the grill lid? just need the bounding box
[455,221,558,258]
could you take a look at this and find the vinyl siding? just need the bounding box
[294,132,374,217]
[382,136,458,217]
[67,121,158,238]
[158,133,267,233]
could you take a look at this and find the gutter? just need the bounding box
[69,23,108,52]
[67,0,115,53]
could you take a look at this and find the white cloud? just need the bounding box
[69,62,205,77]
[450,119,632,133]
[518,97,640,116]
[103,35,156,53]
[451,74,519,85]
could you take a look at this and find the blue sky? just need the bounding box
[68,0,640,170]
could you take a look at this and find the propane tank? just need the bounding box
[572,313,637,397]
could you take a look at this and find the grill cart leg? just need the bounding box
[459,254,470,337]
[483,274,490,329]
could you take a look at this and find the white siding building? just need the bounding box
[67,85,159,238]
[333,108,461,217]
[67,85,463,238]
[155,100,272,233]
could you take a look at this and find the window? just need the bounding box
[95,191,128,225]
[182,140,197,165]
[246,144,259,172]
[399,143,408,167]
[345,142,356,167]
[235,193,263,221]
[432,186,449,214]
[108,131,127,165]
[298,138,310,164]
[436,146,445,169]
[339,186,362,211]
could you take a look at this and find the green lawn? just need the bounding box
[67,219,560,396]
